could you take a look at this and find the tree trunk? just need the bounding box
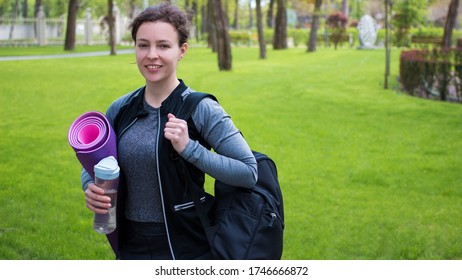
[273,0,287,49]
[107,0,116,55]
[8,0,19,40]
[384,0,391,89]
[207,0,217,51]
[128,0,136,20]
[192,1,199,41]
[22,0,28,18]
[266,0,274,28]
[33,0,42,37]
[442,0,459,48]
[232,0,239,29]
[201,4,208,35]
[64,0,79,51]
[34,0,42,16]
[212,0,232,70]
[341,0,349,19]
[248,0,253,29]
[308,0,322,52]
[256,0,266,59]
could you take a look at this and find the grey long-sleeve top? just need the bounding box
[81,94,257,222]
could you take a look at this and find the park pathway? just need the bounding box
[0,49,134,62]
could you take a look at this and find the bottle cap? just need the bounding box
[94,156,120,180]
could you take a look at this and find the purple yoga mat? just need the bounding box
[68,111,118,179]
[68,111,119,254]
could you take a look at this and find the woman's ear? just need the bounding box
[179,43,188,60]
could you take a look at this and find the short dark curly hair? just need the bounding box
[130,2,191,46]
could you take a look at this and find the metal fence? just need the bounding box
[0,7,130,47]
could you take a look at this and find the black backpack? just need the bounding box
[178,91,284,260]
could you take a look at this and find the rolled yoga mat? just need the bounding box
[68,111,119,254]
[68,111,118,179]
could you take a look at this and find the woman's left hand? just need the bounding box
[164,113,190,153]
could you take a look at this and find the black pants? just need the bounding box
[119,220,173,260]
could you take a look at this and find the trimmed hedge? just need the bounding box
[229,27,361,48]
[399,48,462,103]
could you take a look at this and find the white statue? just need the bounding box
[357,15,378,49]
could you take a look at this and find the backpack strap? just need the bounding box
[176,90,217,243]
[177,90,217,121]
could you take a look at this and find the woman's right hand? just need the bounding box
[85,183,111,214]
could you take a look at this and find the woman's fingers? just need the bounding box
[85,183,111,214]
[164,113,189,153]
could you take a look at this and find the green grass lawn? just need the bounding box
[0,46,461,260]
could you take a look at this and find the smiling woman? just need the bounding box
[79,2,257,260]
[134,21,188,107]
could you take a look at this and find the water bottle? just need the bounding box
[93,156,120,234]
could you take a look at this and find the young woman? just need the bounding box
[81,3,257,260]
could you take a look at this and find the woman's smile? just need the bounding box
[145,64,163,71]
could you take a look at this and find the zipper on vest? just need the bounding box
[155,111,176,260]
[118,118,138,141]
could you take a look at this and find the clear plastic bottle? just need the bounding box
[93,156,120,234]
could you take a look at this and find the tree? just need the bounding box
[64,0,78,51]
[272,0,287,49]
[127,0,136,20]
[247,0,253,28]
[34,0,42,16]
[191,0,200,41]
[442,0,459,48]
[22,0,28,17]
[266,0,274,28]
[232,0,239,29]
[327,12,348,50]
[384,0,392,89]
[392,0,426,47]
[307,0,322,52]
[341,0,349,18]
[8,0,19,40]
[107,0,116,55]
[211,0,232,70]
[206,0,217,51]
[255,0,266,59]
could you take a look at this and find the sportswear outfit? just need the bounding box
[81,80,257,259]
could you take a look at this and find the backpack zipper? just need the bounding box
[269,212,277,227]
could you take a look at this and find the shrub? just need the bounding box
[399,48,462,102]
[399,49,425,94]
[327,12,348,50]
[229,30,255,46]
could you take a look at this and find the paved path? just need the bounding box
[0,49,134,62]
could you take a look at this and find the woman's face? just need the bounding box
[135,21,187,85]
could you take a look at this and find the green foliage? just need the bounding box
[412,27,445,38]
[288,29,308,47]
[229,30,255,46]
[1,47,462,260]
[230,28,359,49]
[392,0,428,47]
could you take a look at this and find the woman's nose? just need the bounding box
[147,47,159,59]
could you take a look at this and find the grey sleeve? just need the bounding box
[180,97,257,188]
[81,168,93,191]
